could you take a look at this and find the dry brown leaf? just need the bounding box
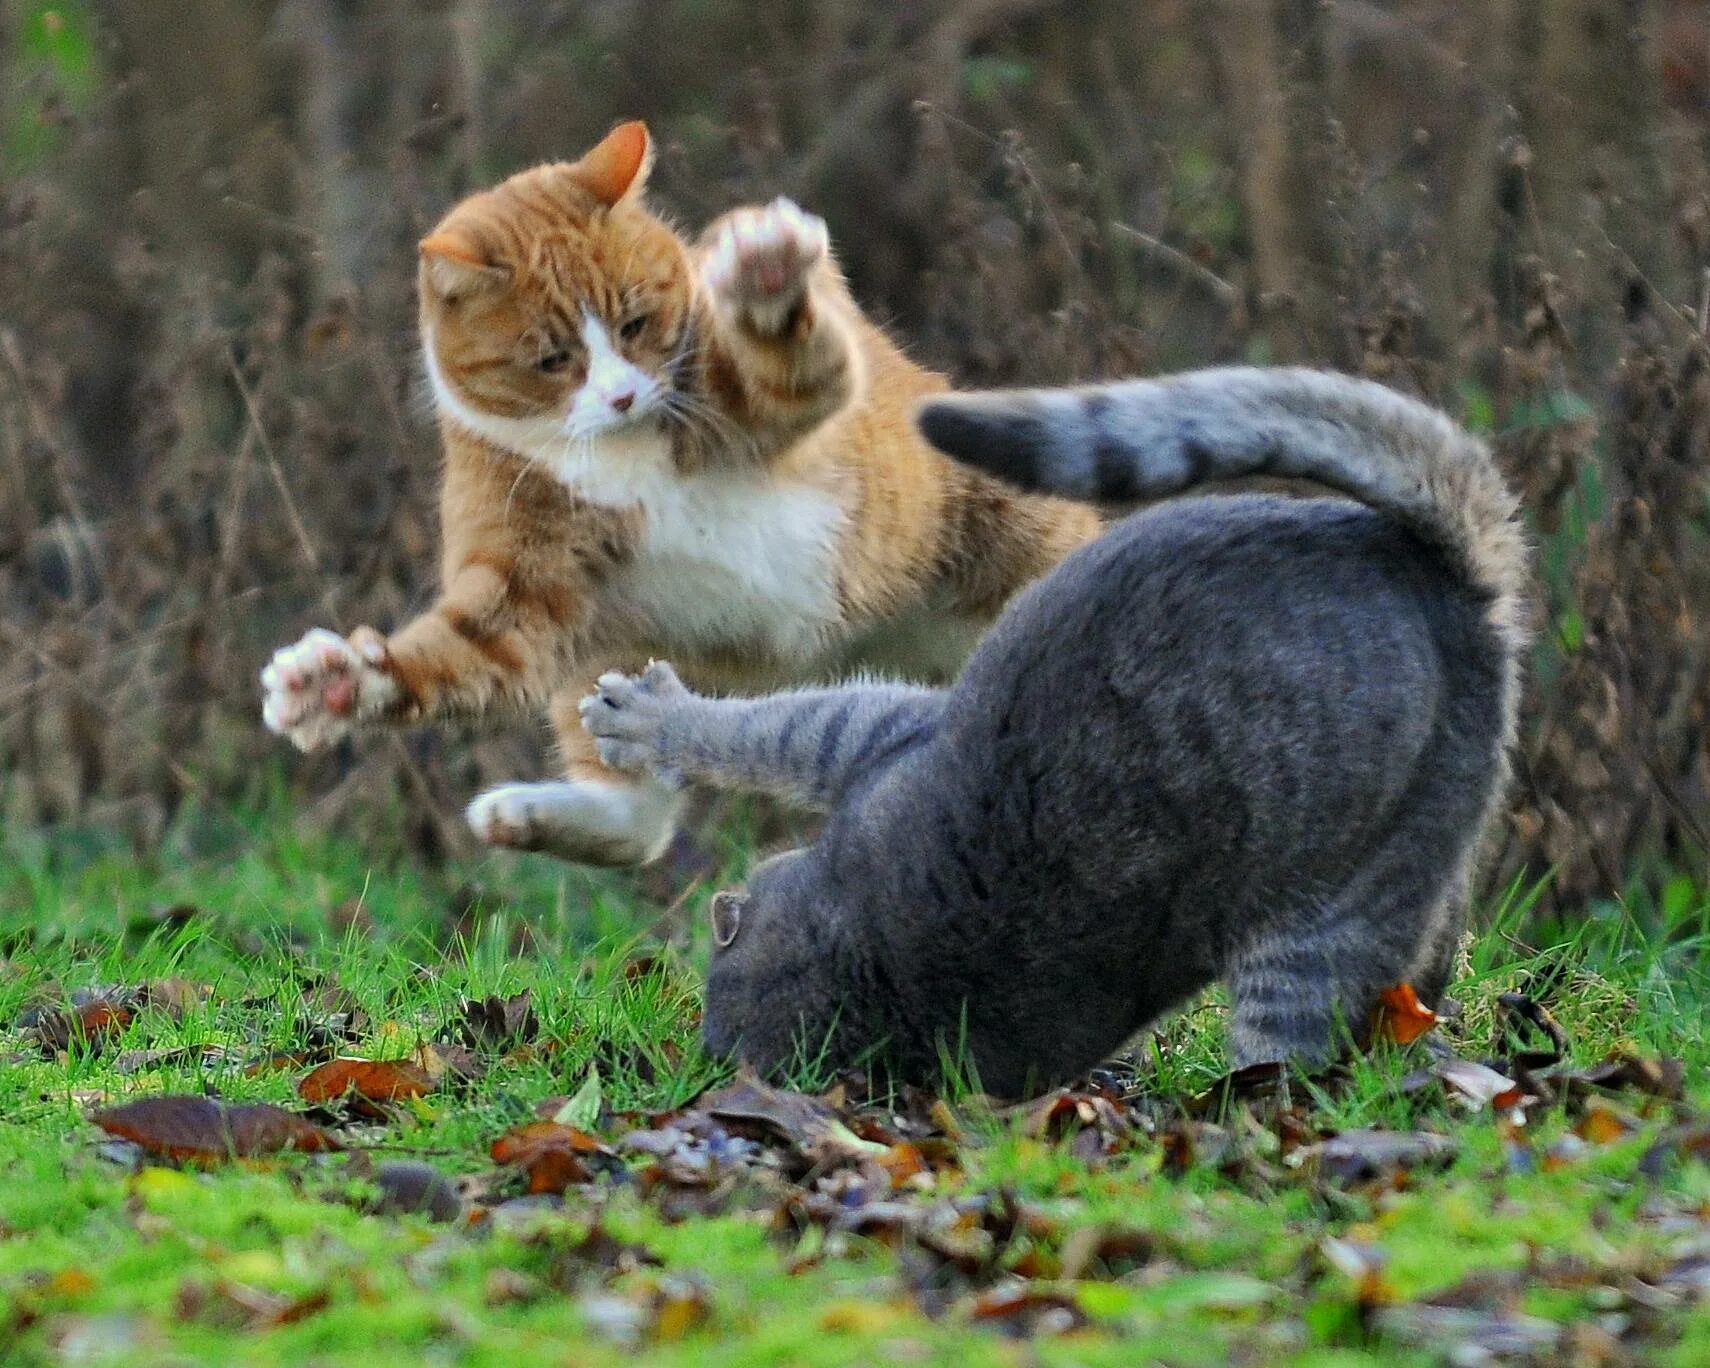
[113,1044,237,1076]
[873,1141,930,1187]
[176,1278,331,1331]
[490,1121,617,1195]
[1322,1236,1397,1307]
[1303,1129,1455,1184]
[1372,983,1438,1045]
[31,1000,133,1056]
[1574,1101,1639,1146]
[140,979,208,1018]
[695,1072,885,1170]
[297,1058,435,1115]
[454,990,538,1052]
[651,1277,711,1342]
[91,1095,340,1160]
[965,1284,1087,1338]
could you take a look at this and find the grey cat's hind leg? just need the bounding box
[1408,864,1473,1009]
[1228,873,1461,1069]
[1227,916,1382,1068]
[580,661,945,810]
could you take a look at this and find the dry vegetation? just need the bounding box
[1,0,1709,918]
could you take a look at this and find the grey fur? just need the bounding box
[584,367,1530,1095]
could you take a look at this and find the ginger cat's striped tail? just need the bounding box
[917,367,1530,652]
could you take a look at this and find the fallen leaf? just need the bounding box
[1019,1089,1131,1145]
[1300,1129,1455,1184]
[1322,1236,1396,1307]
[411,1040,482,1088]
[1372,984,1438,1045]
[818,1300,913,1334]
[139,979,208,1018]
[1434,1056,1520,1110]
[1374,1304,1561,1360]
[650,1277,711,1342]
[484,1269,545,1307]
[694,1072,885,1171]
[965,1284,1088,1338]
[927,1098,966,1142]
[873,1141,931,1188]
[48,1268,96,1298]
[1056,1225,1153,1281]
[1555,1052,1685,1102]
[28,999,133,1056]
[259,973,368,1045]
[113,1044,237,1076]
[176,1278,331,1331]
[1638,1120,1710,1176]
[554,1067,603,1130]
[1188,1061,1299,1115]
[455,989,538,1052]
[1574,1100,1639,1146]
[298,1058,435,1117]
[623,953,667,983]
[491,1121,617,1194]
[91,1095,340,1160]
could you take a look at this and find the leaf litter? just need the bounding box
[21,974,1706,1356]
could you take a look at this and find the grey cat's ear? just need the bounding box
[709,891,746,949]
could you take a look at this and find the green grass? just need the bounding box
[0,800,1706,1365]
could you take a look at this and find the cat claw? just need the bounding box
[579,660,690,780]
[261,626,399,752]
[704,197,829,333]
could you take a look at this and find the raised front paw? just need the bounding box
[578,660,693,782]
[260,626,400,752]
[702,197,830,335]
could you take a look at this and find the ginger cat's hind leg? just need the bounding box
[466,679,684,867]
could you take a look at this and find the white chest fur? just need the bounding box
[585,433,849,661]
[426,343,850,662]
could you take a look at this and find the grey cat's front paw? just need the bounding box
[578,660,693,784]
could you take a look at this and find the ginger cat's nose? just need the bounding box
[611,391,635,414]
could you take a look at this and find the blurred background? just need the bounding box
[1,0,1707,927]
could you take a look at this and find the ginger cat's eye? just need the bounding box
[536,348,573,374]
[619,314,649,341]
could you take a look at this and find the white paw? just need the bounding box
[702,197,829,332]
[260,626,399,752]
[467,779,683,867]
[577,660,691,779]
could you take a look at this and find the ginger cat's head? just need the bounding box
[419,122,699,461]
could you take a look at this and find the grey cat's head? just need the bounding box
[701,849,841,1071]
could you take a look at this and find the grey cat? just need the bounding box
[580,367,1530,1095]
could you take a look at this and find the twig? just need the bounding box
[226,347,351,641]
[1110,223,1239,308]
[226,347,324,583]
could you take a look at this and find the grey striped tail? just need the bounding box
[916,366,1529,636]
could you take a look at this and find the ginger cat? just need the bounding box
[261,121,1099,866]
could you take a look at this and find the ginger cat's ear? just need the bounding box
[418,230,509,299]
[569,120,654,207]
